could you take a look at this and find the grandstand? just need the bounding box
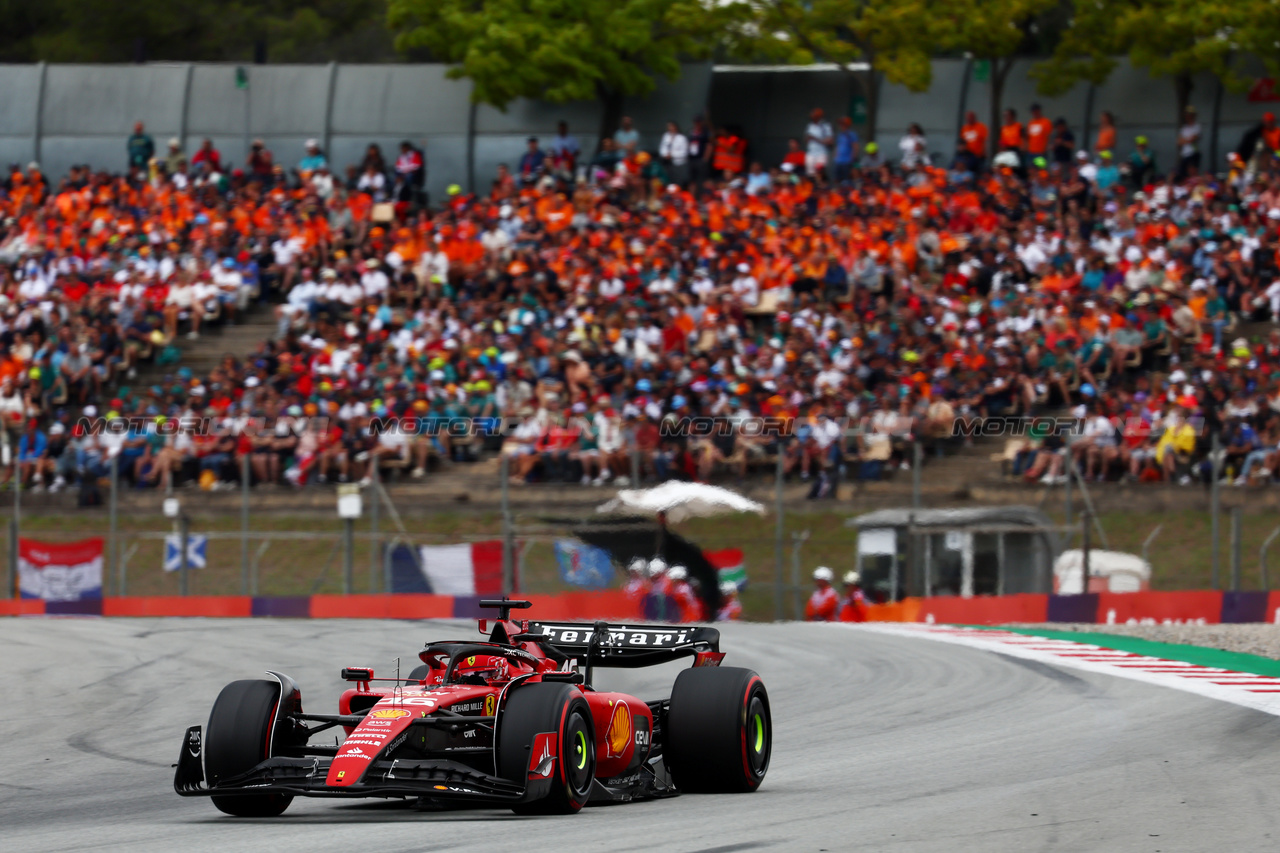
[3,78,1280,510]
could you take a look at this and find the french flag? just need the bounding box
[418,541,506,596]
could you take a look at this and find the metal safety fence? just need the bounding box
[5,439,1280,618]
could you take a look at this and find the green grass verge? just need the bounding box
[5,503,1274,622]
[980,626,1280,677]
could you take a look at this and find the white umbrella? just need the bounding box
[596,482,767,524]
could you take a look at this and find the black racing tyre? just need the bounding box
[406,664,432,684]
[665,666,771,793]
[497,683,595,815]
[205,679,294,817]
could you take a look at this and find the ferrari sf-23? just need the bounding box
[174,599,771,815]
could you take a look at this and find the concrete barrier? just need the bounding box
[7,588,1279,623]
[1,590,639,620]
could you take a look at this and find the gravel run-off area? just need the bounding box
[1005,623,1280,660]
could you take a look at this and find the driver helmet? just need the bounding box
[647,557,668,578]
[813,567,835,584]
[668,565,688,581]
[454,653,509,683]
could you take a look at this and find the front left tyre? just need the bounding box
[497,682,596,814]
[205,679,293,817]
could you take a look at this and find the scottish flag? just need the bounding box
[164,534,208,571]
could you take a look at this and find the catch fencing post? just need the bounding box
[923,532,933,597]
[1069,464,1109,548]
[240,454,250,595]
[5,517,13,598]
[179,514,190,596]
[996,530,1005,596]
[343,519,354,595]
[912,440,922,509]
[774,443,785,621]
[790,530,809,621]
[501,455,514,596]
[1081,512,1091,594]
[108,455,119,596]
[1142,523,1163,569]
[369,465,381,592]
[1230,506,1242,592]
[1063,453,1072,530]
[336,484,362,595]
[1260,526,1280,592]
[1211,433,1222,589]
[7,455,17,598]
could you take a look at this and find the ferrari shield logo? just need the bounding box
[605,703,632,757]
[369,708,410,720]
[484,695,496,715]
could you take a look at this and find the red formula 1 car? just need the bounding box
[174,599,771,816]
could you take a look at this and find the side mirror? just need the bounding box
[341,667,373,682]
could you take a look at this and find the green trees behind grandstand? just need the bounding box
[0,0,395,63]
[387,0,726,142]
[1032,0,1280,128]
[718,0,944,142]
[2,0,1277,141]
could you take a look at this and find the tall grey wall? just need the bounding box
[0,59,1268,202]
[0,62,712,205]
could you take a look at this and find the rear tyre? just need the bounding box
[205,679,294,817]
[498,683,595,815]
[665,666,771,793]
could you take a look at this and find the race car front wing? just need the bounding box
[173,726,526,802]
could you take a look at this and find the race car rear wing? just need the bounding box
[528,621,721,669]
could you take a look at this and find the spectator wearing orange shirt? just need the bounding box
[1025,103,1052,158]
[712,126,748,177]
[998,108,1023,156]
[1095,111,1117,156]
[961,110,988,170]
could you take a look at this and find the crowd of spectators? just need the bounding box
[4,102,1280,500]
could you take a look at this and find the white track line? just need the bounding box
[846,623,1280,718]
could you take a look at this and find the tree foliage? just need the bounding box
[943,0,1057,154]
[725,0,940,92]
[8,0,392,63]
[942,0,1056,68]
[0,0,61,62]
[387,0,723,109]
[1033,0,1271,117]
[717,0,945,139]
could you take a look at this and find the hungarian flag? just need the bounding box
[704,547,746,590]
[417,541,505,595]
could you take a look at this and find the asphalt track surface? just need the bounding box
[5,619,1280,852]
